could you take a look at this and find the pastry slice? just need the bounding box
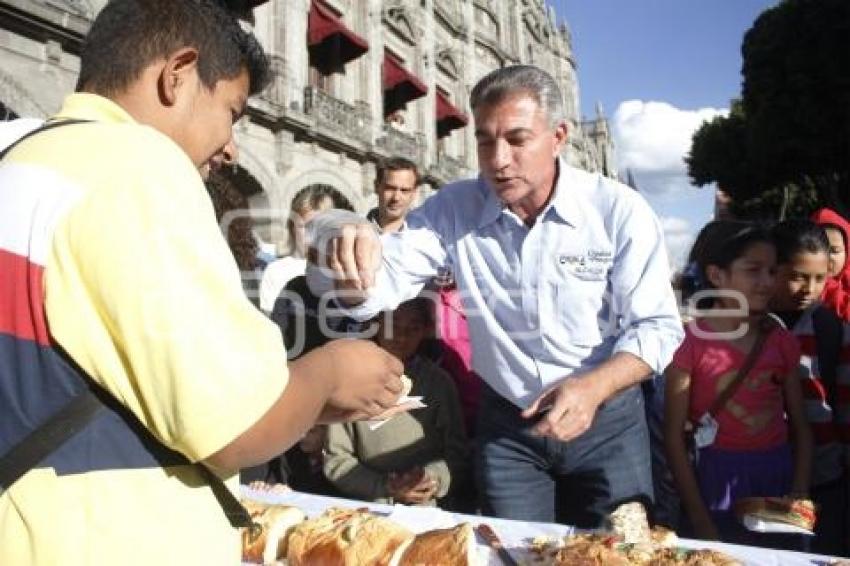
[399,522,478,566]
[241,501,306,564]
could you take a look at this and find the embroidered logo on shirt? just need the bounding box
[588,249,613,263]
[557,249,612,278]
[559,254,584,265]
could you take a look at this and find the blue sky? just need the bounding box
[547,0,780,269]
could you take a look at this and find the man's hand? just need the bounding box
[308,217,382,305]
[313,339,404,420]
[522,353,652,442]
[387,468,438,504]
[522,375,607,442]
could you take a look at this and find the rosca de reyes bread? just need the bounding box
[734,496,816,532]
[287,507,414,566]
[399,522,478,566]
[241,500,306,564]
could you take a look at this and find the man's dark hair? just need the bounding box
[375,156,419,187]
[771,219,830,265]
[77,0,271,96]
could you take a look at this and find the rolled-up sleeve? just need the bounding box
[609,196,684,374]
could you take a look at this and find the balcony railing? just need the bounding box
[303,86,371,146]
[376,125,424,164]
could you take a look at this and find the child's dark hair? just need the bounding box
[375,297,435,350]
[395,297,434,327]
[771,219,830,265]
[682,220,773,308]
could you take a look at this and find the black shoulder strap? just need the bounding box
[0,118,255,529]
[0,389,102,495]
[0,119,90,161]
[706,315,777,418]
[0,118,101,497]
[0,386,254,529]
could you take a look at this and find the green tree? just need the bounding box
[687,0,850,219]
[686,101,759,200]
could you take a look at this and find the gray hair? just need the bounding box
[469,65,565,128]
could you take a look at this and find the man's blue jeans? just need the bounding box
[475,382,653,527]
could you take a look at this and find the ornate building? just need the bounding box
[0,0,616,253]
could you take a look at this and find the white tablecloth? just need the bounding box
[241,487,841,566]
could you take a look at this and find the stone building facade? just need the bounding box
[0,0,616,253]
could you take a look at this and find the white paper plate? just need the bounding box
[741,515,814,536]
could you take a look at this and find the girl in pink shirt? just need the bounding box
[665,221,812,546]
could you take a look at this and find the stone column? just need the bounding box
[366,0,385,145]
[421,0,436,171]
[462,0,478,172]
[281,0,310,112]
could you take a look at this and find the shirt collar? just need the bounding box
[53,93,138,125]
[547,159,582,228]
[477,178,504,229]
[368,206,407,234]
[477,157,581,229]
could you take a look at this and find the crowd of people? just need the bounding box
[1,1,849,564]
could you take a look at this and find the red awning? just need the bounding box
[383,54,428,115]
[436,91,468,138]
[308,0,369,74]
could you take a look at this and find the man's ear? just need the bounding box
[159,47,200,106]
[552,121,568,156]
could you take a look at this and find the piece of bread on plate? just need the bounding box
[399,522,478,566]
[733,496,816,532]
[287,507,414,566]
[241,501,306,564]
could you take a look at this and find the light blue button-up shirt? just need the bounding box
[343,160,684,408]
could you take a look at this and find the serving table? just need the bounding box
[240,486,842,566]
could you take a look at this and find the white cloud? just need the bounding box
[613,100,726,194]
[611,100,726,272]
[660,216,695,271]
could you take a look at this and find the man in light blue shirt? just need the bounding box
[310,65,683,526]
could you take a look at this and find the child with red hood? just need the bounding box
[812,208,850,321]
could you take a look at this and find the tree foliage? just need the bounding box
[686,101,760,200]
[686,0,850,219]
